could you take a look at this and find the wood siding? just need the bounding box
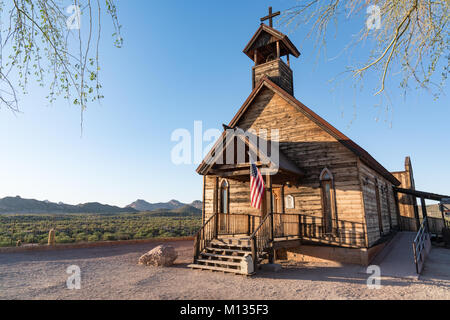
[359,161,397,246]
[236,88,365,243]
[253,59,293,95]
[202,87,398,248]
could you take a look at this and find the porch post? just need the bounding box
[420,197,428,219]
[414,196,421,231]
[267,174,274,240]
[214,177,219,237]
[267,173,274,264]
[439,203,447,228]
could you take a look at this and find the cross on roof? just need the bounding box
[260,6,280,28]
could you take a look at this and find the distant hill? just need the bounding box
[142,205,202,217]
[0,196,137,214]
[0,196,203,215]
[126,199,202,212]
[190,200,203,210]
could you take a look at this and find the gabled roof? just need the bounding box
[197,127,304,177]
[243,24,300,60]
[224,77,401,186]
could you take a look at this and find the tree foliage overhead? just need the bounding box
[281,0,449,98]
[0,0,122,123]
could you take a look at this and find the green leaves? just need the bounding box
[1,0,123,125]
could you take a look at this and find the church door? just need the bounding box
[272,187,283,237]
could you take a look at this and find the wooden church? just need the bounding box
[188,8,426,275]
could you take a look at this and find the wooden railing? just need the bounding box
[195,212,367,266]
[249,213,273,271]
[413,217,432,274]
[193,213,217,263]
[272,213,366,247]
[217,213,261,236]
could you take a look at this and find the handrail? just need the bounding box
[194,213,216,239]
[414,216,428,244]
[249,213,273,270]
[250,213,271,238]
[193,212,217,263]
[413,216,431,274]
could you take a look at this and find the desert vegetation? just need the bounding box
[0,211,201,247]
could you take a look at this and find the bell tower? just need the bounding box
[243,7,301,96]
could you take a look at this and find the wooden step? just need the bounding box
[200,252,245,260]
[213,238,251,247]
[205,247,251,254]
[188,263,253,275]
[210,240,251,250]
[197,259,242,267]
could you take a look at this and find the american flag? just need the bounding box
[250,160,265,209]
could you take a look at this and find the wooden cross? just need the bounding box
[260,6,280,28]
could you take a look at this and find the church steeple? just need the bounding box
[243,7,300,96]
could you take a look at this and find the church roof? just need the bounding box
[243,24,301,60]
[196,126,305,177]
[223,76,401,186]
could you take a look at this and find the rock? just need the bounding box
[138,245,178,267]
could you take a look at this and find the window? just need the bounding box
[220,179,229,214]
[320,168,337,234]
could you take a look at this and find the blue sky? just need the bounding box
[0,1,448,207]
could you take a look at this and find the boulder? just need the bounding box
[138,244,178,267]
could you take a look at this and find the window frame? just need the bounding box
[319,168,338,235]
[219,179,230,214]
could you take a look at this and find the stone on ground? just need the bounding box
[138,244,178,267]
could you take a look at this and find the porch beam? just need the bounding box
[394,187,450,202]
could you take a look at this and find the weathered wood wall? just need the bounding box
[235,87,366,244]
[204,176,260,220]
[359,161,398,246]
[391,157,419,231]
[202,87,398,248]
[253,59,293,95]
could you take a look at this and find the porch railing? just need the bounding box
[217,213,261,236]
[194,212,367,265]
[249,213,273,270]
[272,213,366,247]
[193,213,217,263]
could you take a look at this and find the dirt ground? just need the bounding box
[0,240,449,300]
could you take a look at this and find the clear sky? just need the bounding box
[0,1,448,207]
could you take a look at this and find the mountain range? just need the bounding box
[126,199,202,211]
[0,196,202,214]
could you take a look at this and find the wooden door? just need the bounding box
[272,188,283,237]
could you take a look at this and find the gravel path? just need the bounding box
[0,240,449,300]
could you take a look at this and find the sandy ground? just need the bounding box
[0,240,449,300]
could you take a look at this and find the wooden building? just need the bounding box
[188,11,423,275]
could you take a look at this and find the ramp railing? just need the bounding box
[413,217,432,274]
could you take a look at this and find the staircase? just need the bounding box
[188,237,255,275]
[190,212,273,276]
